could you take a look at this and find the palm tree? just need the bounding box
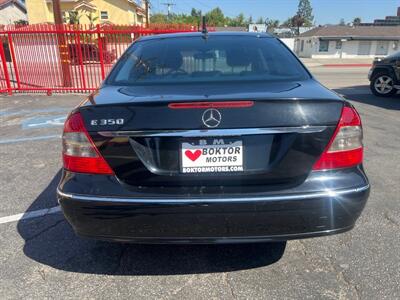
[86,12,99,26]
[67,11,81,25]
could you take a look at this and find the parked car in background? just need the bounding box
[68,43,116,64]
[368,51,400,97]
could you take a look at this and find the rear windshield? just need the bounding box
[106,35,310,85]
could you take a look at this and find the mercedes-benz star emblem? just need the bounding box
[202,108,222,128]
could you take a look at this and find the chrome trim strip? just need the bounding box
[97,126,327,138]
[57,184,369,204]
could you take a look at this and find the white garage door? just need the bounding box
[358,41,371,55]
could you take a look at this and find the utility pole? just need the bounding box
[52,0,63,24]
[144,0,150,28]
[162,2,175,19]
[52,0,72,87]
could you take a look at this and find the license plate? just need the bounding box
[181,139,243,173]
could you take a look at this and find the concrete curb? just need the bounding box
[304,63,323,68]
[322,64,372,68]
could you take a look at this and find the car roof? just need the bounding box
[385,51,400,59]
[138,31,274,41]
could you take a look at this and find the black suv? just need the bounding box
[368,51,400,97]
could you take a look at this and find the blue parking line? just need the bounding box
[22,115,67,129]
[0,108,69,117]
[0,135,60,144]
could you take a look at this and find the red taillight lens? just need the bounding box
[313,106,363,170]
[62,112,114,175]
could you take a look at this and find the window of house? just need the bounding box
[336,41,342,49]
[300,40,304,52]
[100,11,108,20]
[319,40,329,52]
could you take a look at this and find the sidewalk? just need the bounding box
[300,58,372,68]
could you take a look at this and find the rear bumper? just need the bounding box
[57,168,370,243]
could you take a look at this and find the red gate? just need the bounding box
[0,23,204,94]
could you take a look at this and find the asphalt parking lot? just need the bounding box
[0,67,399,299]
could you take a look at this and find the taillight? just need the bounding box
[62,112,114,175]
[313,106,363,170]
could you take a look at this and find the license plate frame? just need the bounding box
[180,138,244,174]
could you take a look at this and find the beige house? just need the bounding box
[26,0,148,26]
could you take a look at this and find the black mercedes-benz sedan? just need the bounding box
[57,32,370,244]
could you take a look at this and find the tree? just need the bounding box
[67,11,81,24]
[14,19,28,26]
[150,6,256,28]
[339,18,346,25]
[191,8,201,18]
[265,18,279,34]
[205,7,226,26]
[296,0,314,27]
[235,13,246,26]
[282,17,293,27]
[150,13,168,24]
[292,15,305,35]
[86,12,98,26]
[266,18,280,29]
[256,17,265,24]
[353,17,361,25]
[190,8,202,25]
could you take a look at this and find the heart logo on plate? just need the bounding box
[185,150,202,162]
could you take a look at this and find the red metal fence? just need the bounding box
[0,24,203,94]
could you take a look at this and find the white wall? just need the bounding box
[312,40,340,58]
[0,4,27,24]
[343,40,399,58]
[295,38,315,58]
[296,37,400,59]
[280,38,295,51]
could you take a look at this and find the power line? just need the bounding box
[153,0,161,12]
[192,0,212,9]
[150,0,161,14]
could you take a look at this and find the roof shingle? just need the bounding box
[299,26,400,38]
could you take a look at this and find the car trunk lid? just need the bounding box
[81,94,343,188]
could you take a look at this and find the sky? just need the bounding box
[150,0,400,25]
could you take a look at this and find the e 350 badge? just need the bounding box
[90,119,125,126]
